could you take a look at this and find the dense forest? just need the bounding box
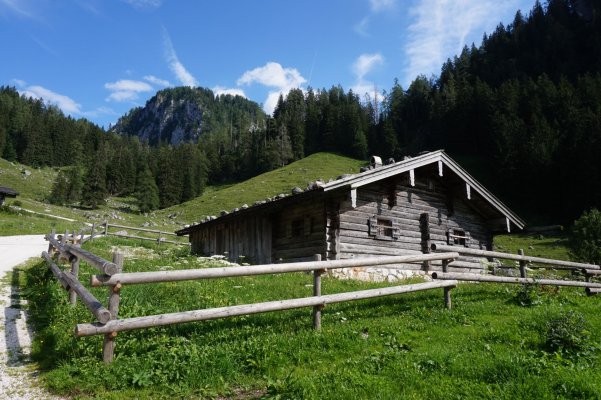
[0,0,599,222]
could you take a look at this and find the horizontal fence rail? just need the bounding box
[91,252,460,287]
[431,244,600,270]
[76,280,459,337]
[102,221,190,246]
[432,272,601,289]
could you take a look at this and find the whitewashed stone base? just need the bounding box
[330,266,431,283]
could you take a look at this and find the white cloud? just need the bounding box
[350,53,383,97]
[10,78,26,87]
[237,62,306,89]
[354,17,371,37]
[144,75,171,87]
[104,79,153,102]
[163,29,198,87]
[0,0,37,19]
[19,85,82,114]
[237,62,306,114]
[121,0,162,9]
[369,0,395,12]
[404,0,519,84]
[353,53,383,81]
[213,86,246,98]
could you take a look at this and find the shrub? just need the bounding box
[569,208,601,265]
[544,310,596,359]
[513,284,542,307]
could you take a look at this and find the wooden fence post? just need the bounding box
[48,229,56,254]
[103,252,124,363]
[442,259,452,310]
[69,242,81,305]
[90,223,96,240]
[312,254,324,330]
[518,249,526,278]
[104,221,108,236]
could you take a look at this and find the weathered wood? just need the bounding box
[91,252,459,287]
[442,259,451,309]
[69,254,80,305]
[45,234,74,261]
[312,254,323,330]
[64,244,119,275]
[583,269,601,276]
[518,249,526,278]
[108,232,189,246]
[103,252,124,364]
[586,288,601,296]
[41,251,68,290]
[432,272,601,288]
[107,222,180,236]
[76,280,459,337]
[431,244,600,270]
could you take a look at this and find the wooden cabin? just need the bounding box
[176,151,525,280]
[0,186,19,206]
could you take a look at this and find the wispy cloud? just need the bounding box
[351,53,383,97]
[19,85,82,114]
[0,0,37,19]
[30,35,58,56]
[404,0,519,84]
[163,28,198,87]
[121,0,162,10]
[213,86,246,98]
[104,79,153,102]
[237,62,306,114]
[369,0,395,12]
[355,0,396,37]
[144,75,171,87]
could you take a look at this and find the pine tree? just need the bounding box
[81,155,107,209]
[135,165,160,213]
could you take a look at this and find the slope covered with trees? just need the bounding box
[1,0,599,221]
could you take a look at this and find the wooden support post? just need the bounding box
[518,249,526,278]
[420,213,431,271]
[312,254,324,330]
[104,221,108,236]
[90,223,96,240]
[48,229,56,254]
[103,252,124,364]
[442,259,452,310]
[69,254,80,305]
[61,230,68,246]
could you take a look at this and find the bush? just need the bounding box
[544,310,596,359]
[569,208,601,265]
[513,284,542,307]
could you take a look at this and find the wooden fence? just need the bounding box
[430,244,601,295]
[100,221,190,246]
[42,233,459,363]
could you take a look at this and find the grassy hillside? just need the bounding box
[0,153,364,235]
[160,152,365,223]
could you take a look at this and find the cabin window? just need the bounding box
[291,219,304,237]
[447,229,470,247]
[369,216,400,240]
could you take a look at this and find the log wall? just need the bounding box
[190,214,272,264]
[329,173,492,281]
[272,200,326,262]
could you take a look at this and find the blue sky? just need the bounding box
[1,0,536,128]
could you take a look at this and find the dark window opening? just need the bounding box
[447,229,470,247]
[377,218,393,237]
[291,219,303,237]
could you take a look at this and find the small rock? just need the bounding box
[241,204,249,209]
[141,222,150,227]
[232,208,239,213]
[22,169,32,177]
[115,230,128,236]
[220,210,228,216]
[292,187,303,195]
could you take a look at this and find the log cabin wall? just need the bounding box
[329,170,492,281]
[190,213,272,264]
[271,200,326,262]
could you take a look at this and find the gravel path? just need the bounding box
[0,235,61,399]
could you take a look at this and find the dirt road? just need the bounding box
[0,235,60,399]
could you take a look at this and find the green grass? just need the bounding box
[494,232,572,262]
[22,236,601,399]
[0,152,364,236]
[157,152,365,224]
[0,206,82,235]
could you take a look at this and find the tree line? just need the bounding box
[1,0,600,221]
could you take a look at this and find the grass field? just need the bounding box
[0,153,365,236]
[22,236,601,399]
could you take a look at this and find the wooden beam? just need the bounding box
[409,169,415,187]
[76,280,459,336]
[431,244,599,270]
[438,160,443,177]
[91,252,460,287]
[432,271,601,289]
[466,183,471,200]
[350,188,357,208]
